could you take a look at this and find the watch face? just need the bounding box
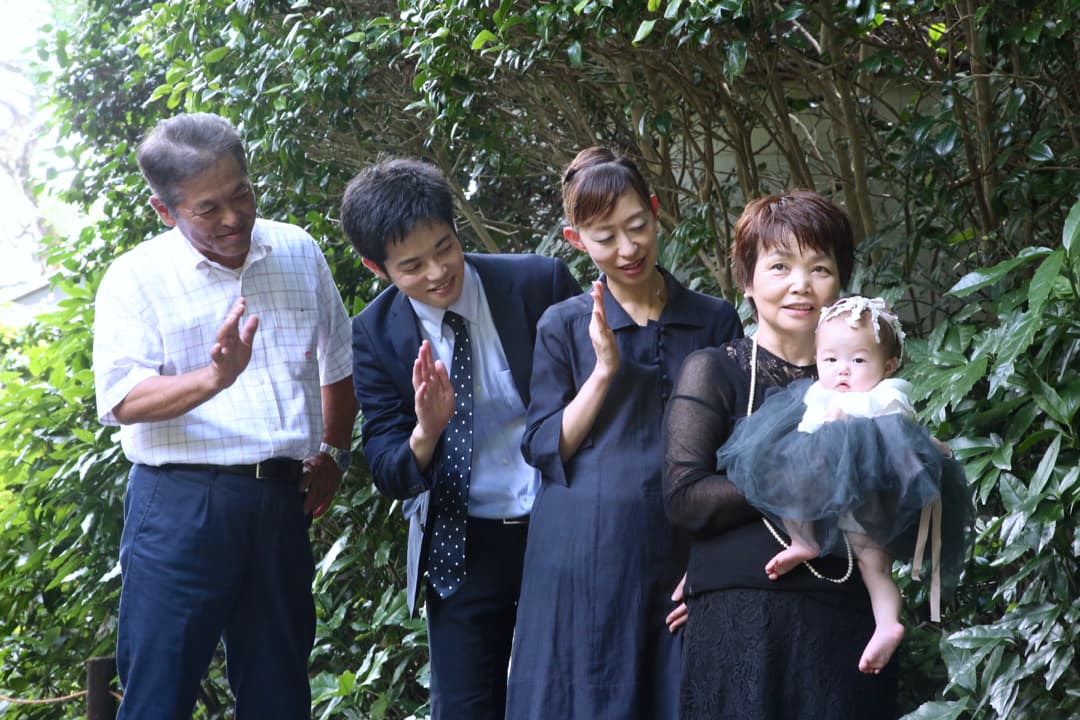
[321,443,351,472]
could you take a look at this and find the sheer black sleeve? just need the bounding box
[662,347,760,537]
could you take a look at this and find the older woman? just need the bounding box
[662,192,898,718]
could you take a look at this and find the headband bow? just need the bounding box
[819,296,906,358]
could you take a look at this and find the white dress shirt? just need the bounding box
[409,263,538,518]
[93,219,353,465]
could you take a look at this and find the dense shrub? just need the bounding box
[1,1,1075,717]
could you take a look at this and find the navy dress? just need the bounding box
[505,269,741,720]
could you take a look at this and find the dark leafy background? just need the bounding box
[1,1,1077,718]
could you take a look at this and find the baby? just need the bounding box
[718,297,970,674]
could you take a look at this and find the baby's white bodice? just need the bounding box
[798,378,914,433]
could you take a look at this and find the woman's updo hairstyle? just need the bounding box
[561,147,653,229]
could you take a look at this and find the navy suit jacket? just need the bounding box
[352,253,580,613]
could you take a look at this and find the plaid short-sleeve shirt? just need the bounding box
[93,219,352,465]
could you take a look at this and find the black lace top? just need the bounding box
[663,337,867,599]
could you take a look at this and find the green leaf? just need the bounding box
[724,40,747,79]
[1059,466,1080,495]
[1063,197,1080,255]
[203,46,229,64]
[1046,644,1075,689]
[648,0,661,11]
[654,110,672,135]
[777,3,808,22]
[1032,378,1072,429]
[901,701,968,720]
[148,83,173,102]
[633,19,657,45]
[948,247,1052,297]
[1025,141,1053,161]
[664,0,684,20]
[567,40,583,69]
[998,472,1025,512]
[945,624,1015,649]
[911,115,936,145]
[941,640,993,692]
[987,652,1021,717]
[1027,247,1064,315]
[494,0,514,27]
[72,428,96,444]
[991,311,1038,378]
[933,125,958,155]
[471,29,497,51]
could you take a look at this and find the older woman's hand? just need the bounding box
[666,573,688,633]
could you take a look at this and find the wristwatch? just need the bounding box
[319,442,352,474]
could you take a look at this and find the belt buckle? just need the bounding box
[254,461,270,480]
[502,515,529,525]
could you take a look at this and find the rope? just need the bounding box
[0,690,88,705]
[0,687,123,705]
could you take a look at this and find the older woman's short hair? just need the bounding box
[731,191,856,293]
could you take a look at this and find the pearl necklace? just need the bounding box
[746,334,854,584]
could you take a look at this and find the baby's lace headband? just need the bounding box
[818,296,906,357]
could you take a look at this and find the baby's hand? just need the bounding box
[823,406,847,423]
[930,437,954,458]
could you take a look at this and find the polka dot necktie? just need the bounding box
[428,310,473,599]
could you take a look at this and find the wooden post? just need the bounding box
[86,656,117,720]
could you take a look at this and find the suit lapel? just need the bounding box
[473,258,532,401]
[388,290,423,386]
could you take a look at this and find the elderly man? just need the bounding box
[93,112,356,719]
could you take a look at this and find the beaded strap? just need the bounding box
[747,334,853,584]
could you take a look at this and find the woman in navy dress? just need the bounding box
[505,147,742,720]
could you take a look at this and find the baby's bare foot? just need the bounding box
[765,544,817,580]
[858,622,905,674]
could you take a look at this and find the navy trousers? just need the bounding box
[425,517,528,720]
[116,463,315,720]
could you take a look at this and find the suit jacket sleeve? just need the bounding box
[352,315,437,500]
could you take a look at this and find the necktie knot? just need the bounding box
[444,310,466,334]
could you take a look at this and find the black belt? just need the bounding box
[469,514,530,526]
[159,458,304,482]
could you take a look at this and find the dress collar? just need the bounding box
[599,266,701,330]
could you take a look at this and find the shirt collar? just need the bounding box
[409,261,481,340]
[173,220,270,274]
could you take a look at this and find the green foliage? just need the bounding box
[899,199,1080,719]
[0,274,124,718]
[1,0,1077,717]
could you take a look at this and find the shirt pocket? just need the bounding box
[261,301,320,383]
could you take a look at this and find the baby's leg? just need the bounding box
[766,519,819,580]
[852,536,905,674]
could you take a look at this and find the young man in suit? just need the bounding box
[341,158,580,720]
